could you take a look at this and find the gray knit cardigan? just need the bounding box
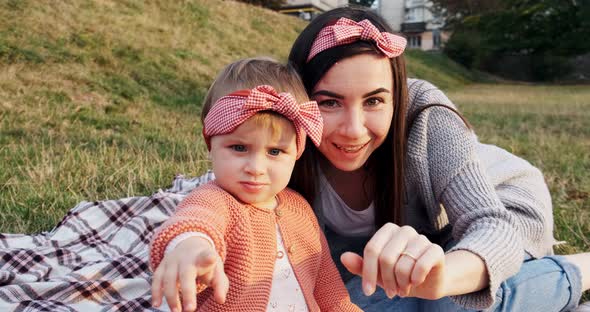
[404,79,554,309]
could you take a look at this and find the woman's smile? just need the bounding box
[333,141,370,153]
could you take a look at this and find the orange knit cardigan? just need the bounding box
[150,182,361,311]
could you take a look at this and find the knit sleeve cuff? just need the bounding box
[149,218,227,271]
[442,162,524,309]
[448,220,523,309]
[164,232,215,255]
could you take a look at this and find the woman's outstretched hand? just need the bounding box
[340,223,447,300]
[151,237,229,312]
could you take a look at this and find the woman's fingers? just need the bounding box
[341,251,363,276]
[395,234,430,296]
[362,223,399,296]
[374,225,420,297]
[377,227,413,298]
[345,223,445,300]
[411,243,445,286]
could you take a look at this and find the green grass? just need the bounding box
[450,84,590,302]
[448,84,590,254]
[0,0,483,233]
[405,49,494,89]
[0,0,308,232]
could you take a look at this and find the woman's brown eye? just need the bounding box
[366,98,383,106]
[318,99,339,108]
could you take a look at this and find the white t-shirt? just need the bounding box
[317,169,375,237]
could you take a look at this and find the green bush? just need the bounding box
[443,29,483,69]
[531,53,573,81]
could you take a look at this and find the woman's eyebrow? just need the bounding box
[312,88,390,99]
[363,88,390,98]
[311,90,344,99]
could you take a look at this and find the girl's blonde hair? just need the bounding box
[201,57,309,140]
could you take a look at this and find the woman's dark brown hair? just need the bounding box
[287,7,408,227]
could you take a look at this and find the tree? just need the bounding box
[431,0,508,24]
[440,0,590,80]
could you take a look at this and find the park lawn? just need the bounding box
[2,83,588,256]
[0,0,473,233]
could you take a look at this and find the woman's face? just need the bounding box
[311,54,394,172]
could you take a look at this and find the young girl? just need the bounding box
[149,58,361,312]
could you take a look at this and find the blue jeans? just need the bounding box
[346,255,582,312]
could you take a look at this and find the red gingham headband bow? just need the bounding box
[307,17,407,62]
[203,85,323,159]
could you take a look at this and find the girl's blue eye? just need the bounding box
[269,148,281,156]
[231,145,246,152]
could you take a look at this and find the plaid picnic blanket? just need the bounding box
[0,172,214,312]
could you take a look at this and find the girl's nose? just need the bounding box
[244,153,265,176]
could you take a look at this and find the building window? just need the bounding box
[408,35,422,48]
[405,8,422,22]
[433,30,441,49]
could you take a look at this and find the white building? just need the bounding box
[280,0,348,20]
[378,0,446,50]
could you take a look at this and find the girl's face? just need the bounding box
[311,54,394,172]
[209,118,298,209]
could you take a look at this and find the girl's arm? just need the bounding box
[149,183,234,311]
[149,183,231,276]
[313,225,362,311]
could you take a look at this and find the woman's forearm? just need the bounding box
[443,250,489,296]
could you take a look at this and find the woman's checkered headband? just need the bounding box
[307,17,407,62]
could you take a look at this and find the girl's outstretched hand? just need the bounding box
[340,223,447,300]
[151,237,229,312]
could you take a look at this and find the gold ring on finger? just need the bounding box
[401,251,418,261]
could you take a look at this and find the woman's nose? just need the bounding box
[339,107,367,139]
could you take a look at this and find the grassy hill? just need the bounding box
[0,0,475,233]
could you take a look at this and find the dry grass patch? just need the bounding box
[448,84,590,255]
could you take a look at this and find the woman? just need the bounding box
[287,7,589,312]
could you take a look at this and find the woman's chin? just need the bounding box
[328,157,368,172]
[320,146,371,172]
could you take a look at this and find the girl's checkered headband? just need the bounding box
[203,85,323,159]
